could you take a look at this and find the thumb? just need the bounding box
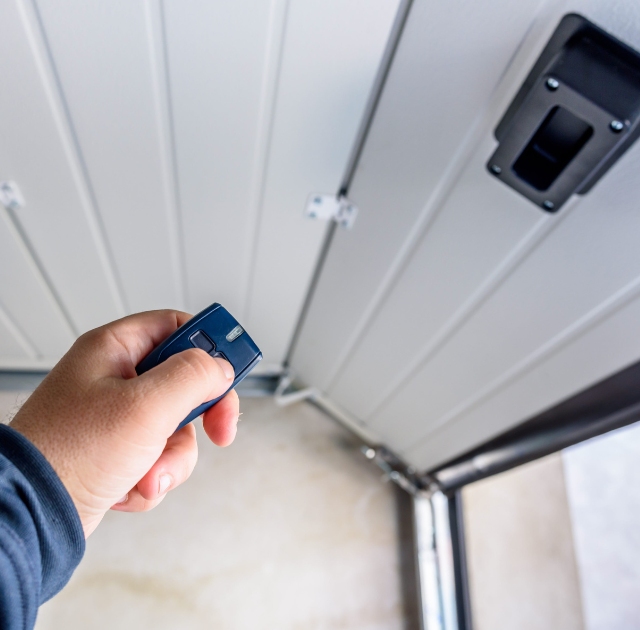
[128,348,235,436]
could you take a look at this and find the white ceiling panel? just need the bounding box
[0,0,398,369]
[0,315,31,366]
[242,0,401,364]
[151,0,397,365]
[290,0,546,388]
[162,0,278,319]
[0,0,124,334]
[372,139,640,463]
[35,0,184,313]
[407,282,640,468]
[329,144,544,420]
[290,0,640,470]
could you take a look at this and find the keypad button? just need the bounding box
[189,330,215,354]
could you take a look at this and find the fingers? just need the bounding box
[110,486,167,513]
[129,348,234,437]
[85,310,194,370]
[111,424,198,511]
[136,424,199,501]
[202,389,240,447]
[109,392,240,514]
[109,391,240,513]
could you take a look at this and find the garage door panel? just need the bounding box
[0,207,74,362]
[290,0,640,470]
[369,140,640,452]
[291,0,546,388]
[35,0,184,314]
[0,0,124,333]
[328,137,544,419]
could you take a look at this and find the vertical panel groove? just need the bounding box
[147,0,187,311]
[2,206,78,340]
[23,0,128,318]
[242,0,291,323]
[339,0,414,195]
[283,0,411,367]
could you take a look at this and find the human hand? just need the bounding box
[10,310,240,537]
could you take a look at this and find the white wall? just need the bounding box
[563,423,640,630]
[463,454,585,630]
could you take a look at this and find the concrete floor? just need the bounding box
[4,384,640,630]
[0,390,30,423]
[0,394,403,630]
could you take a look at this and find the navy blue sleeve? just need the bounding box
[0,424,85,630]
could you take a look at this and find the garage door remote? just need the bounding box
[136,303,262,430]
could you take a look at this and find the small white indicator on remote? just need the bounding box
[226,325,244,342]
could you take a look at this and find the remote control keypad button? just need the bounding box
[189,330,215,354]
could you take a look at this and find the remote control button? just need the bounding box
[189,330,215,354]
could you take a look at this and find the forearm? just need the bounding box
[0,425,84,629]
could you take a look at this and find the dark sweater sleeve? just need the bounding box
[0,425,85,630]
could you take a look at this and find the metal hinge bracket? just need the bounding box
[362,445,439,497]
[305,193,358,229]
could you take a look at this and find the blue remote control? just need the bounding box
[136,303,262,430]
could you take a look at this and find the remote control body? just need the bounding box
[136,303,262,430]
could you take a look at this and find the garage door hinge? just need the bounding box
[0,181,25,211]
[362,446,439,497]
[304,193,358,229]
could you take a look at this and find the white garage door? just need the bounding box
[290,0,640,471]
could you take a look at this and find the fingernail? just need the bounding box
[117,494,128,505]
[237,412,243,422]
[159,474,172,495]
[214,357,234,380]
